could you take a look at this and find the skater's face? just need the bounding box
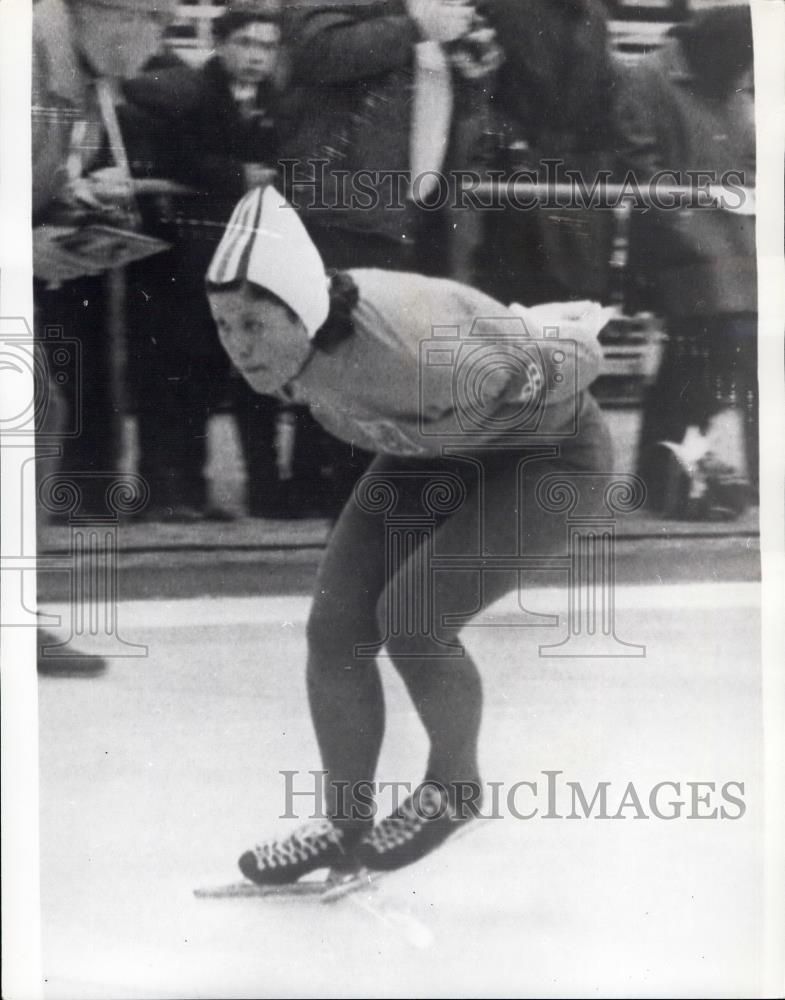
[210,284,311,393]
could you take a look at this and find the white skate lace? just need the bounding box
[365,787,451,854]
[252,820,343,870]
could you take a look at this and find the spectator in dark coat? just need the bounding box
[615,1,757,514]
[122,5,300,518]
[283,0,476,267]
[487,0,614,168]
[476,0,618,306]
[280,0,501,510]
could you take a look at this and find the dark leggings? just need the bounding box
[305,397,613,828]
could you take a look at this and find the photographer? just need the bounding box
[281,0,502,512]
[285,0,500,267]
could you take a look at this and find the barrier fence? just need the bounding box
[165,2,684,68]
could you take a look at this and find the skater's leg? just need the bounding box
[377,454,519,798]
[382,406,614,796]
[238,455,402,884]
[305,453,419,832]
[358,403,614,870]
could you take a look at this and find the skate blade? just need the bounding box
[320,867,380,904]
[196,820,483,901]
[194,879,332,899]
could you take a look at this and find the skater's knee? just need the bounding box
[375,590,463,661]
[307,596,380,661]
[306,601,345,655]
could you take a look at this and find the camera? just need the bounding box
[445,3,503,80]
[0,318,82,438]
[418,315,579,443]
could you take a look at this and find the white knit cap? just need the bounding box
[206,186,330,339]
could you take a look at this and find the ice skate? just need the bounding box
[237,819,359,888]
[194,821,363,900]
[356,782,480,873]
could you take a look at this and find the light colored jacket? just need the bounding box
[285,269,603,455]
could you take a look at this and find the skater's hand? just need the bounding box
[511,301,617,341]
[508,300,612,397]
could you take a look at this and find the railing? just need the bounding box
[164,2,680,66]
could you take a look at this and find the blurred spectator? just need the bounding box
[33,0,176,511]
[287,0,455,266]
[616,0,757,518]
[32,0,176,672]
[476,0,617,305]
[121,3,299,519]
[282,0,501,512]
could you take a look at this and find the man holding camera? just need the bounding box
[281,0,502,513]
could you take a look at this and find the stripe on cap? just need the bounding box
[206,195,248,284]
[206,185,330,339]
[234,188,266,285]
[207,188,262,285]
[218,190,259,283]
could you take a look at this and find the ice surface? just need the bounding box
[38,588,762,998]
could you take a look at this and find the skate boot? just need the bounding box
[356,781,480,872]
[238,820,359,886]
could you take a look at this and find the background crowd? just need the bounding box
[32,0,757,525]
